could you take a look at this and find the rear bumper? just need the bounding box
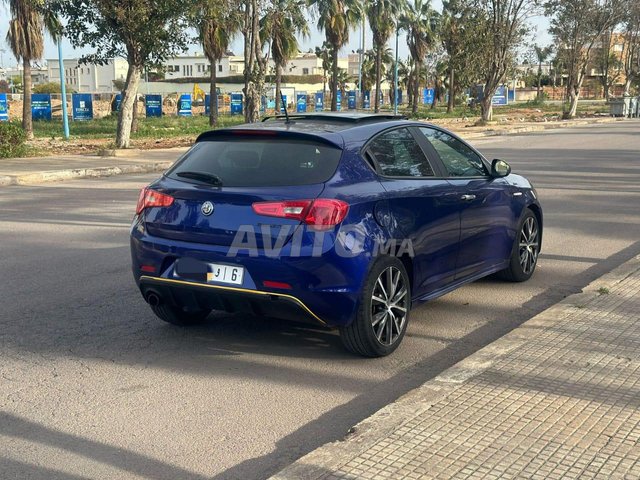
[139,275,327,326]
[131,225,373,327]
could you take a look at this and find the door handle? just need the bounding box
[460,194,476,201]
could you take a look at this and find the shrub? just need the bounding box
[33,82,76,94]
[0,122,28,158]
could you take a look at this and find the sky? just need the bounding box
[0,1,552,69]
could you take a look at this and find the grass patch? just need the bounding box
[597,287,610,295]
[382,99,610,120]
[32,114,246,140]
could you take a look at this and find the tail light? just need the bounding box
[136,187,174,215]
[252,199,349,231]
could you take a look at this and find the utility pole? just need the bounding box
[57,40,70,139]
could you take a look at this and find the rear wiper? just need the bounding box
[176,171,223,186]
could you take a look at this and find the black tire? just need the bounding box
[498,208,540,282]
[150,304,211,326]
[340,256,411,357]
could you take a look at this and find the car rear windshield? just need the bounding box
[166,136,342,187]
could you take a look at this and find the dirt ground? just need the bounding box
[28,136,195,156]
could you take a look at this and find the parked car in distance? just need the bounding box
[131,113,542,357]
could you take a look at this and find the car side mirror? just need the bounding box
[491,159,511,178]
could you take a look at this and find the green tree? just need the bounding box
[6,0,60,139]
[261,0,309,112]
[52,0,192,147]
[311,0,363,111]
[546,0,627,118]
[441,0,483,113]
[472,0,536,123]
[241,0,269,122]
[432,59,448,108]
[197,0,242,126]
[33,81,75,93]
[9,75,23,93]
[367,0,404,112]
[595,30,622,100]
[400,0,440,115]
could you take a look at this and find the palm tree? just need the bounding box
[359,50,377,94]
[310,0,362,111]
[400,0,439,115]
[534,45,553,101]
[335,68,350,103]
[197,0,242,126]
[433,60,448,109]
[366,0,404,112]
[261,0,309,112]
[315,42,333,96]
[6,0,59,139]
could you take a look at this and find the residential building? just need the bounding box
[47,58,129,92]
[587,32,626,81]
[515,63,552,77]
[161,52,347,80]
[348,53,361,76]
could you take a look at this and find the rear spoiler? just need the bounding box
[195,128,344,149]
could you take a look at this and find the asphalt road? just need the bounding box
[1,120,639,480]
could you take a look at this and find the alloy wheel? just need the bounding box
[370,266,408,346]
[519,216,539,275]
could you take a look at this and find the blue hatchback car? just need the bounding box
[131,113,542,356]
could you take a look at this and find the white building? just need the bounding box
[347,53,360,76]
[161,53,245,79]
[47,58,129,92]
[161,52,347,80]
[1,63,48,86]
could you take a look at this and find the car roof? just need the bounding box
[196,113,420,147]
[261,112,407,128]
[196,112,452,148]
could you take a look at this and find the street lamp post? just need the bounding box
[358,18,364,109]
[57,40,70,140]
[394,23,399,115]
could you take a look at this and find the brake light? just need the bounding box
[263,280,292,290]
[252,200,312,220]
[136,187,174,215]
[252,199,349,231]
[230,129,277,136]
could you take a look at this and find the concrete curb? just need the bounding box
[458,117,620,140]
[0,162,173,187]
[270,254,640,480]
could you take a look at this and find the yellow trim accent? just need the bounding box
[139,275,327,326]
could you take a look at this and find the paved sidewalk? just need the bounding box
[273,255,640,480]
[0,147,187,186]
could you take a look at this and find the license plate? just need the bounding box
[207,264,244,285]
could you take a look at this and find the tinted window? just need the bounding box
[167,137,342,187]
[419,127,487,177]
[368,128,435,177]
